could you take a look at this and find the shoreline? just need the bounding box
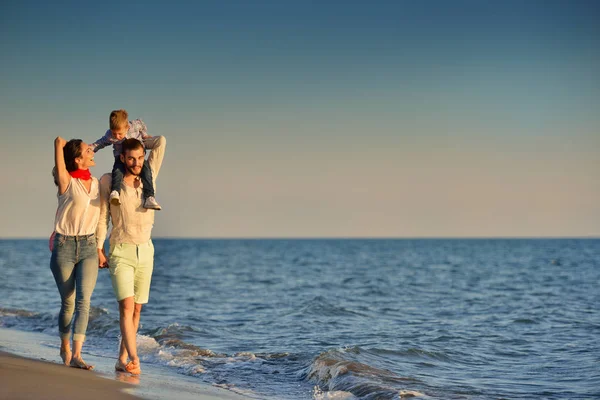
[0,328,251,400]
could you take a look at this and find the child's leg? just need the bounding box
[111,157,125,194]
[140,160,155,199]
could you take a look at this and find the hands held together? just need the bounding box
[98,249,109,269]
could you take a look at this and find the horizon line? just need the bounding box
[2,236,599,240]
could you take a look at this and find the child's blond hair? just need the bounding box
[109,109,129,131]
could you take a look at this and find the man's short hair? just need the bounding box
[121,138,144,155]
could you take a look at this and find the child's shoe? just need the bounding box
[110,190,121,206]
[144,196,162,210]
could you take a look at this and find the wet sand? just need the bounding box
[0,351,140,400]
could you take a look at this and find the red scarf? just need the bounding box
[69,169,91,180]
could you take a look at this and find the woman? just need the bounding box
[50,136,101,370]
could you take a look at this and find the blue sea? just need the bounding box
[1,239,599,399]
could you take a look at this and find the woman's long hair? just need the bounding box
[52,139,83,186]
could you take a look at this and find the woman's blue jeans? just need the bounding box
[49,233,99,342]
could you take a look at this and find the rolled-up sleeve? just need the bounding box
[146,136,167,179]
[95,173,112,248]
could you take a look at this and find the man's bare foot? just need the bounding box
[124,360,141,375]
[70,356,94,370]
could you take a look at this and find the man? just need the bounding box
[96,135,166,375]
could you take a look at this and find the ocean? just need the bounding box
[1,239,599,399]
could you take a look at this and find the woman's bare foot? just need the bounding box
[60,349,72,366]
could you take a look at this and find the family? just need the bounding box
[50,109,167,375]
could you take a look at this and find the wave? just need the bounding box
[303,347,426,399]
[0,307,39,318]
[128,323,432,399]
[0,306,53,333]
[1,308,428,399]
[147,323,221,357]
[0,305,118,336]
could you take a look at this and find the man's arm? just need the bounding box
[133,119,159,149]
[143,137,157,149]
[146,136,167,179]
[96,174,112,267]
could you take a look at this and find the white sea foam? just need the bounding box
[136,334,161,352]
[312,386,357,399]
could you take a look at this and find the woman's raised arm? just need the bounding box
[54,136,70,195]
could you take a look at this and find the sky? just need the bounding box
[0,0,598,238]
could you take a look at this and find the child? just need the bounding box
[90,109,162,210]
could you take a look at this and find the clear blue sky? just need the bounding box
[1,0,598,237]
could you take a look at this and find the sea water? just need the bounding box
[1,239,599,399]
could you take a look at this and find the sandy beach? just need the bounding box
[0,351,141,400]
[0,328,249,400]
